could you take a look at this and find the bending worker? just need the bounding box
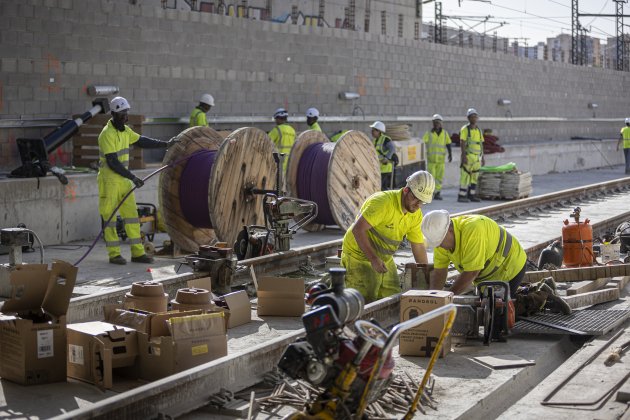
[306,107,322,132]
[268,108,296,174]
[189,93,214,127]
[617,117,630,175]
[422,114,452,200]
[421,210,526,296]
[99,96,175,265]
[458,108,484,203]
[341,171,435,302]
[370,121,395,190]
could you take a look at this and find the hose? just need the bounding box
[24,228,45,264]
[73,152,198,266]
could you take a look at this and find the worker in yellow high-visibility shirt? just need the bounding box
[422,114,452,201]
[98,97,176,265]
[306,107,322,132]
[341,171,435,303]
[421,210,527,296]
[370,121,395,190]
[458,108,484,203]
[268,108,296,174]
[617,117,630,175]
[189,93,214,127]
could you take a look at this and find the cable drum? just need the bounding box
[160,126,276,252]
[286,130,380,232]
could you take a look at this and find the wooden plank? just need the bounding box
[563,288,620,309]
[566,277,611,296]
[524,264,630,283]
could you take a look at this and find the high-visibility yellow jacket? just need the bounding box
[433,215,526,286]
[308,122,322,132]
[330,130,349,142]
[189,107,207,127]
[459,124,484,157]
[422,129,452,163]
[342,189,424,262]
[374,133,393,174]
[268,123,296,172]
[621,126,630,149]
[98,119,140,182]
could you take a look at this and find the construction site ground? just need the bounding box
[1,164,629,419]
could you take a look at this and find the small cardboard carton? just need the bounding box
[221,290,251,328]
[137,311,227,381]
[399,290,454,357]
[256,276,305,317]
[66,321,138,389]
[394,139,425,166]
[0,261,77,385]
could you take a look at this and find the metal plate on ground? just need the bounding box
[513,309,630,336]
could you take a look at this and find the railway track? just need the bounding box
[56,177,630,419]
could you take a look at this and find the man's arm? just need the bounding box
[352,216,387,273]
[430,268,448,290]
[105,153,144,188]
[135,136,168,149]
[450,270,481,295]
[618,133,623,151]
[410,241,428,264]
[446,144,452,162]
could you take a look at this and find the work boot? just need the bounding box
[538,283,572,315]
[541,276,557,294]
[131,254,154,264]
[457,196,470,203]
[469,195,481,202]
[433,191,442,200]
[109,255,127,265]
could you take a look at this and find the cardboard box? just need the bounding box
[222,290,251,328]
[399,290,454,357]
[66,321,138,389]
[138,312,227,381]
[394,139,425,166]
[256,276,305,317]
[0,261,77,385]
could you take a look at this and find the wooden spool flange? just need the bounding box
[160,126,223,252]
[287,130,380,231]
[208,127,276,246]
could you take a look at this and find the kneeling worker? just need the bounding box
[421,210,526,296]
[341,171,435,303]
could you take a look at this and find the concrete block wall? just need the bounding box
[1,0,630,171]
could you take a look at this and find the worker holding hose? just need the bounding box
[341,171,435,303]
[189,93,214,127]
[98,96,175,265]
[458,108,484,203]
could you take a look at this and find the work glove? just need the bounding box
[448,154,453,163]
[132,176,144,189]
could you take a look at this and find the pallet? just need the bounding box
[72,114,145,169]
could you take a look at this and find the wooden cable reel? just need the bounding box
[286,130,380,232]
[159,126,276,252]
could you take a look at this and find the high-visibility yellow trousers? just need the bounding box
[459,154,481,197]
[341,252,400,303]
[427,161,445,192]
[98,178,144,258]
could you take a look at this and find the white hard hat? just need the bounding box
[625,117,630,124]
[274,108,288,118]
[421,210,451,248]
[406,171,435,204]
[306,107,319,118]
[200,93,215,106]
[467,108,478,117]
[432,114,443,121]
[110,96,130,113]
[370,121,386,133]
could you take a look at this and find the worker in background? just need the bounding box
[422,114,452,200]
[421,210,526,296]
[458,108,484,203]
[268,108,296,173]
[330,129,349,142]
[99,96,175,265]
[189,93,214,127]
[306,108,322,132]
[370,121,395,190]
[341,171,435,303]
[617,117,630,175]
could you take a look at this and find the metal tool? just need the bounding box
[0,227,45,297]
[10,98,110,184]
[184,244,237,294]
[517,316,588,335]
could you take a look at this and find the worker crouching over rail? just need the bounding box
[340,171,435,303]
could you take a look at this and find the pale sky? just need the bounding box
[434,0,622,45]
